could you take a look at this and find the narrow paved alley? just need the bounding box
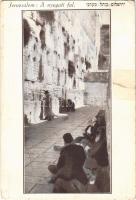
[24,105,104,193]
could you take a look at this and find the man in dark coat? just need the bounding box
[51,144,88,193]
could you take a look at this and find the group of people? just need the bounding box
[48,110,110,193]
[59,98,75,113]
[40,92,75,121]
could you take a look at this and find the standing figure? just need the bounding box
[44,90,54,121]
[39,91,45,120]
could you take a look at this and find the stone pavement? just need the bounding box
[24,105,103,193]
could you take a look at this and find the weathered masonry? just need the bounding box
[23,11,110,123]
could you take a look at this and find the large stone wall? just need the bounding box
[84,82,108,106]
[23,10,101,123]
[98,24,110,70]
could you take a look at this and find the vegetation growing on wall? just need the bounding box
[38,11,55,24]
[68,61,75,78]
[39,29,46,49]
[23,19,31,47]
[85,58,91,70]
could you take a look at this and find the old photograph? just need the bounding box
[23,10,111,193]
